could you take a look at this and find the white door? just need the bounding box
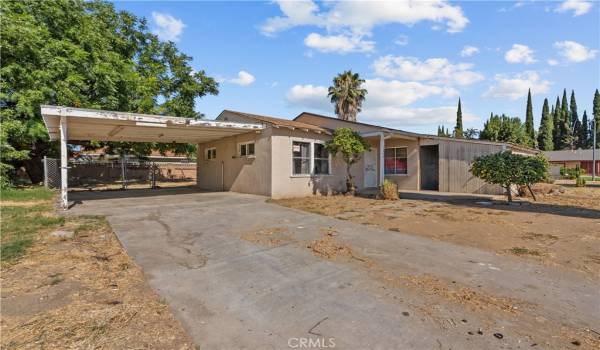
[364,148,378,188]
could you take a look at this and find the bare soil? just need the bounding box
[1,210,195,349]
[273,186,600,278]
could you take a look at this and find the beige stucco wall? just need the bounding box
[269,128,348,198]
[196,128,272,196]
[382,137,420,191]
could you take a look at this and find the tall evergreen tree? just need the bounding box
[579,111,589,148]
[594,89,600,149]
[553,96,562,150]
[538,98,553,151]
[454,98,463,138]
[525,89,535,147]
[560,89,572,149]
[570,90,579,130]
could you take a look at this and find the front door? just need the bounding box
[364,148,378,188]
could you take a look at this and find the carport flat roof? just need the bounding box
[41,105,264,143]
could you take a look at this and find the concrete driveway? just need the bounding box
[69,188,599,350]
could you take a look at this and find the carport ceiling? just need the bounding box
[41,105,264,143]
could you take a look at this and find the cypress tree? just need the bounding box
[580,111,589,148]
[454,98,463,138]
[594,89,600,148]
[570,90,579,130]
[525,89,535,147]
[553,96,562,150]
[560,89,572,149]
[538,98,553,150]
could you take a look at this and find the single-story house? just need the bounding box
[41,105,536,208]
[543,149,600,177]
[197,110,536,198]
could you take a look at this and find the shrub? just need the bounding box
[325,128,371,194]
[471,151,549,202]
[379,179,399,200]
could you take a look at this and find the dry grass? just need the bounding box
[240,227,293,246]
[1,188,194,349]
[272,186,600,277]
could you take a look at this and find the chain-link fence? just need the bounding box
[43,156,196,190]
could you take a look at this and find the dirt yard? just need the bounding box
[0,188,194,349]
[273,185,600,278]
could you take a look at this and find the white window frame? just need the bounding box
[237,141,255,158]
[205,147,217,161]
[290,138,332,177]
[384,146,408,176]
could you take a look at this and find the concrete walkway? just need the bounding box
[68,189,599,349]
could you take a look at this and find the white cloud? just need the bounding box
[554,40,598,62]
[360,106,477,127]
[304,33,375,53]
[394,35,409,46]
[372,55,484,86]
[555,0,593,16]
[484,71,551,100]
[285,80,468,127]
[504,44,537,64]
[151,12,185,42]
[460,45,479,57]
[229,71,255,86]
[285,84,330,110]
[261,0,469,36]
[547,59,559,66]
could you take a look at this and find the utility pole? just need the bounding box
[593,119,597,181]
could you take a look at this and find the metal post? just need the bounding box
[121,151,126,190]
[43,156,48,188]
[59,114,68,209]
[379,133,385,187]
[593,119,597,181]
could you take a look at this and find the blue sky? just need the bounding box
[113,0,599,134]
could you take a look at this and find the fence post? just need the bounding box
[43,156,48,188]
[121,152,127,190]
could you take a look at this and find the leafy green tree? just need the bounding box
[454,98,464,138]
[325,128,371,194]
[480,114,527,145]
[1,0,218,184]
[471,151,548,202]
[594,89,600,148]
[537,98,553,151]
[463,128,479,139]
[524,89,535,147]
[560,89,573,149]
[553,96,562,150]
[328,71,367,122]
[577,110,589,149]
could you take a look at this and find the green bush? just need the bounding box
[471,151,549,202]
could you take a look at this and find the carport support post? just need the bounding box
[59,114,68,209]
[379,133,385,187]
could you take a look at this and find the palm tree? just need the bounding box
[328,70,367,122]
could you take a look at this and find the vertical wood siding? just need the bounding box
[438,140,505,194]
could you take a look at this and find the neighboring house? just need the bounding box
[543,149,600,178]
[197,110,537,198]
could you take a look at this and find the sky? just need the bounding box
[113,0,599,134]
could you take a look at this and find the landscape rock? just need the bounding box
[50,230,74,239]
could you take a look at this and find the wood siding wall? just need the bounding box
[436,139,505,195]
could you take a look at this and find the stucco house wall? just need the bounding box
[383,138,420,191]
[197,128,272,196]
[270,128,347,198]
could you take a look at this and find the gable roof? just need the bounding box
[295,111,538,154]
[219,110,331,134]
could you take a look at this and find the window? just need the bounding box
[239,142,255,157]
[384,147,407,175]
[205,147,216,160]
[313,143,330,175]
[292,141,311,175]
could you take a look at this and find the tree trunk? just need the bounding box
[526,183,537,201]
[346,163,355,195]
[505,185,513,202]
[23,155,44,184]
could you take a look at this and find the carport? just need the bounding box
[41,105,263,209]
